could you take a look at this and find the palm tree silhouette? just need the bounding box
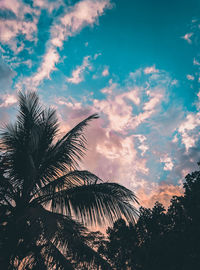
[0,91,138,269]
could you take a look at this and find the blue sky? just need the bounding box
[1,0,200,207]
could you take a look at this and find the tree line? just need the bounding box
[97,168,200,269]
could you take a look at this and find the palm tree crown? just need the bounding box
[0,91,138,269]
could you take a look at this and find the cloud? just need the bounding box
[102,67,109,77]
[52,67,181,190]
[0,0,39,52]
[66,56,91,84]
[178,112,200,151]
[48,0,110,83]
[193,58,200,65]
[31,48,59,86]
[186,74,195,80]
[16,0,111,89]
[182,33,193,44]
[33,0,63,14]
[137,181,184,208]
[160,155,174,171]
[51,0,111,48]
[0,94,17,108]
[52,94,149,192]
[49,65,200,209]
[134,135,149,156]
[143,65,159,74]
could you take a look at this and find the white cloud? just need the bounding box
[50,0,110,48]
[144,65,159,74]
[33,0,63,13]
[0,94,17,108]
[172,134,178,143]
[186,74,195,80]
[135,134,149,156]
[0,0,39,52]
[17,0,111,89]
[160,155,174,171]
[66,56,91,84]
[143,92,163,111]
[178,112,200,151]
[33,48,59,83]
[16,47,60,90]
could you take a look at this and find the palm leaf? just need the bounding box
[38,114,99,180]
[36,183,139,225]
[31,170,102,200]
[28,206,111,269]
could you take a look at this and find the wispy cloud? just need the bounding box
[51,0,111,48]
[16,0,111,89]
[182,33,193,43]
[30,48,59,87]
[0,93,17,108]
[66,56,91,84]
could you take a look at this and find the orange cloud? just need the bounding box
[137,181,184,209]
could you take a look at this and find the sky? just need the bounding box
[1,0,200,209]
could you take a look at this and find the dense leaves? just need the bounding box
[0,91,138,269]
[99,168,200,270]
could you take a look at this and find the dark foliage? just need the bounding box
[0,91,138,269]
[99,167,200,270]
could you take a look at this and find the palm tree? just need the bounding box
[0,91,138,269]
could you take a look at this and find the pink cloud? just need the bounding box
[66,56,91,84]
[0,94,17,108]
[50,67,186,209]
[53,96,149,191]
[102,67,109,77]
[143,65,159,74]
[0,0,39,52]
[182,33,193,44]
[51,0,110,48]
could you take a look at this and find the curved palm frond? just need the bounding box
[35,182,139,225]
[31,170,102,200]
[27,206,111,269]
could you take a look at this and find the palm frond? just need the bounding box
[36,183,139,225]
[42,242,75,270]
[17,91,43,129]
[36,114,99,186]
[28,206,111,269]
[31,170,102,200]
